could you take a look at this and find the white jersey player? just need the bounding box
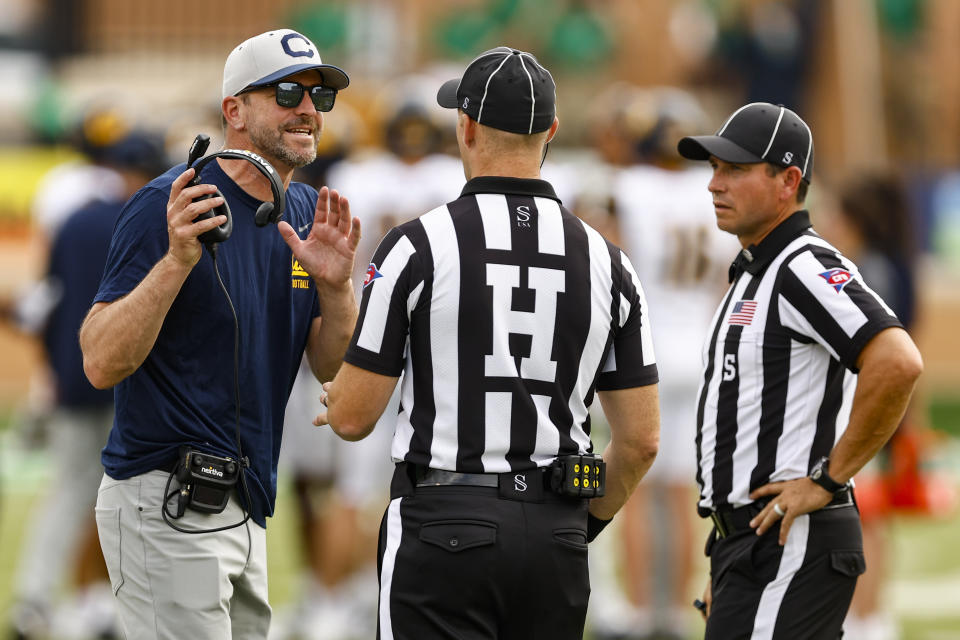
[587,87,740,640]
[595,161,737,639]
[615,163,738,465]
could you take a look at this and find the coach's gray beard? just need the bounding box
[249,121,317,168]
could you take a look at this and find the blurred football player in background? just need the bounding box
[325,74,462,251]
[585,86,738,640]
[4,106,131,450]
[8,125,166,640]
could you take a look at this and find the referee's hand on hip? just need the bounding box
[747,478,834,545]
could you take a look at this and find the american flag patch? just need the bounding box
[729,300,758,325]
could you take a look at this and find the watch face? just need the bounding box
[812,465,822,479]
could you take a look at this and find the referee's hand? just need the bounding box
[313,381,332,427]
[696,578,711,620]
[748,478,833,545]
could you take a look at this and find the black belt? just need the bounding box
[392,461,603,502]
[416,468,550,489]
[709,486,855,539]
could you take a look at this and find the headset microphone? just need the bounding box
[188,133,210,168]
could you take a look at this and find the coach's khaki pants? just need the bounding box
[95,470,270,640]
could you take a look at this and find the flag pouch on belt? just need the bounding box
[173,447,241,516]
[549,454,606,498]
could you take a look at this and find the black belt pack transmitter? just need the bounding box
[174,447,240,515]
[549,454,607,498]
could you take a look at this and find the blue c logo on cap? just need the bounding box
[281,33,315,58]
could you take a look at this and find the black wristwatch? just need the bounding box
[809,456,845,493]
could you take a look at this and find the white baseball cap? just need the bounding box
[222,29,350,99]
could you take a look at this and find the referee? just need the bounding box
[677,103,923,639]
[318,47,660,639]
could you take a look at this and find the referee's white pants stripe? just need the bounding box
[751,515,810,639]
[379,498,404,640]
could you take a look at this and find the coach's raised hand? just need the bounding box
[278,186,361,290]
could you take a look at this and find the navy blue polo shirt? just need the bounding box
[45,199,119,408]
[95,160,321,527]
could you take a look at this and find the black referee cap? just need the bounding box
[436,47,556,135]
[678,102,814,183]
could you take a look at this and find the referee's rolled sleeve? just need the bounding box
[597,363,658,391]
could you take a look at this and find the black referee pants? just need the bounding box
[705,503,865,640]
[376,474,590,640]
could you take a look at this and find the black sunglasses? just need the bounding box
[243,81,337,112]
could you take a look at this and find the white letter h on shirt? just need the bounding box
[485,264,565,382]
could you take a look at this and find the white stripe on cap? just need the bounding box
[468,46,513,65]
[800,117,813,178]
[517,54,536,134]
[520,53,554,84]
[717,102,764,135]
[478,54,513,126]
[761,106,785,159]
[456,47,512,111]
[518,52,553,133]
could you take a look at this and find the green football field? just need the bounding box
[1,425,959,639]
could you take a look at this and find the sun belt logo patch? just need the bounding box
[819,268,854,292]
[363,263,383,288]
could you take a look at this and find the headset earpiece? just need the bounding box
[254,202,275,228]
[196,188,234,245]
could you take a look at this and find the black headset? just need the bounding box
[159,134,289,534]
[186,134,287,245]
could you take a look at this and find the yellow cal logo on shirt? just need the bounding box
[292,256,310,288]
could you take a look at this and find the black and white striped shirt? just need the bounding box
[345,176,658,473]
[696,210,902,514]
